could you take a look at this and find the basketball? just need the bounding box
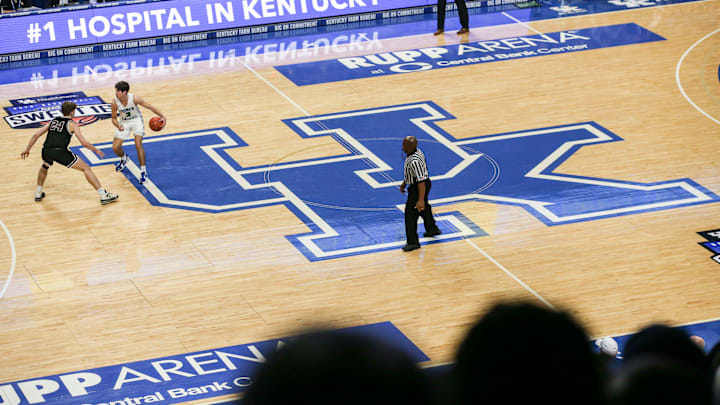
[149,116,165,132]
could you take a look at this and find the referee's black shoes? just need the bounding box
[423,228,442,237]
[402,243,421,252]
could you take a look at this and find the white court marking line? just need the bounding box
[676,27,720,126]
[505,3,719,125]
[504,1,719,314]
[239,58,310,116]
[500,4,718,309]
[458,11,554,309]
[464,239,555,309]
[501,11,544,36]
[0,219,17,299]
[239,45,553,301]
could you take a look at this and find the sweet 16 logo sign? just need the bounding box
[3,92,112,129]
[70,101,720,261]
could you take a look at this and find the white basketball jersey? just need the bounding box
[115,93,143,122]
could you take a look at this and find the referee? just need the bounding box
[399,136,441,252]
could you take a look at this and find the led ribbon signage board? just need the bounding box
[0,0,463,56]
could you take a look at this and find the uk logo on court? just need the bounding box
[73,102,720,261]
[3,91,112,129]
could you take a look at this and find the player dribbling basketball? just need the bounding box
[111,80,166,185]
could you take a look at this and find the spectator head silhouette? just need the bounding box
[454,301,603,405]
[243,328,433,405]
[608,355,711,405]
[623,324,708,376]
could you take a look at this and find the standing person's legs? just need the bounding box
[112,137,125,159]
[113,135,129,171]
[34,163,49,201]
[36,165,48,187]
[436,0,447,33]
[134,135,145,167]
[404,184,421,251]
[456,0,469,29]
[71,159,118,204]
[35,149,57,201]
[71,159,102,189]
[127,118,148,184]
[134,135,149,184]
[420,180,440,236]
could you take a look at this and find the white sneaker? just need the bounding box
[101,192,119,205]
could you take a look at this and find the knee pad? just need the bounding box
[42,163,50,170]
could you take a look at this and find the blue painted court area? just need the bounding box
[71,102,718,261]
[0,322,429,405]
[0,0,705,86]
[276,23,666,85]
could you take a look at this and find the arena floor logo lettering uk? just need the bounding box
[73,102,720,261]
[3,92,112,129]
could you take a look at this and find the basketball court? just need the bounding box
[1,0,720,403]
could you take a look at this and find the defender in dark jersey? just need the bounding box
[20,101,119,205]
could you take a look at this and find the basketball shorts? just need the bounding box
[114,118,145,139]
[42,147,78,168]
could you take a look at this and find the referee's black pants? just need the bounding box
[437,0,469,30]
[405,179,439,246]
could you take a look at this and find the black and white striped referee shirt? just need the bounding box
[404,148,429,185]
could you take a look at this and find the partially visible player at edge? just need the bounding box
[20,101,119,205]
[111,80,166,185]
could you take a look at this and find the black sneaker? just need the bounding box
[423,228,442,237]
[402,244,421,252]
[34,192,45,202]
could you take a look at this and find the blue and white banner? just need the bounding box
[0,0,475,56]
[0,322,428,405]
[276,23,666,85]
[3,92,112,129]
